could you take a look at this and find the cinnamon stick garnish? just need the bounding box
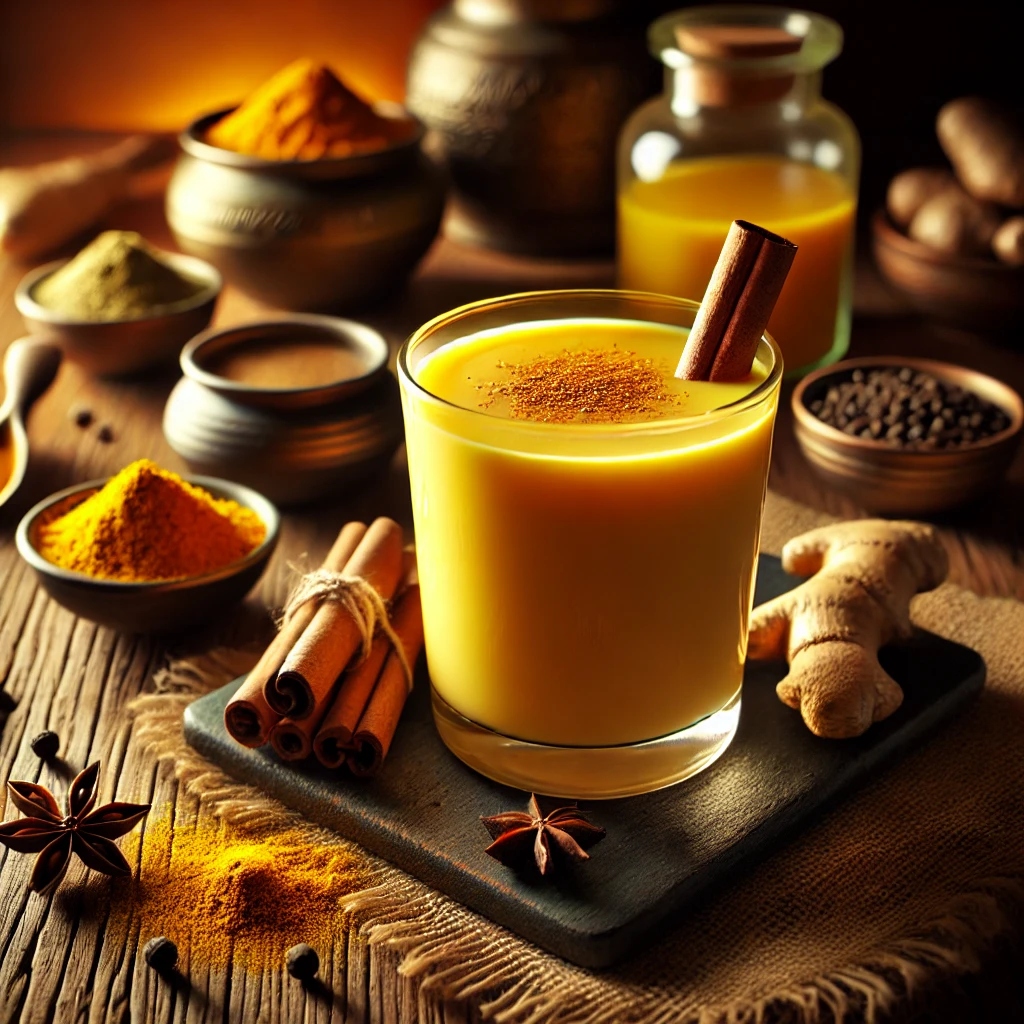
[347,586,424,778]
[267,517,405,720]
[224,520,368,746]
[675,220,797,383]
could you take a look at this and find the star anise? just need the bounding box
[481,794,606,876]
[0,762,150,894]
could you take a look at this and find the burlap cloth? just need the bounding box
[132,492,1024,1023]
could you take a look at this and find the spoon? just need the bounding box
[0,338,63,510]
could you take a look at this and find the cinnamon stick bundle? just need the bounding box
[266,517,405,720]
[346,585,424,777]
[675,219,797,383]
[312,630,393,768]
[266,523,405,761]
[223,520,368,747]
[224,516,423,778]
[310,577,419,770]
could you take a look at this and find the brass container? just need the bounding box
[406,0,656,256]
[166,106,446,312]
[793,356,1024,516]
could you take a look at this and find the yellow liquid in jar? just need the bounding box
[618,155,855,373]
[404,318,778,746]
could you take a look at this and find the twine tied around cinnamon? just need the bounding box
[279,567,414,693]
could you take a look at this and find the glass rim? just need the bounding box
[649,5,843,75]
[397,288,784,438]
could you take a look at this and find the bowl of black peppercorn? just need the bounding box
[793,356,1023,515]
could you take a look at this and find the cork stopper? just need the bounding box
[676,25,802,60]
[675,24,803,107]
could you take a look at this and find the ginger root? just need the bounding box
[886,167,956,229]
[748,520,948,739]
[907,186,1001,257]
[937,97,1024,208]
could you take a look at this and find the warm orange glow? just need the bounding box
[2,0,444,132]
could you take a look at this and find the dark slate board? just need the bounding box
[184,555,985,968]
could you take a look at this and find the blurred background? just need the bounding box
[1,0,1019,220]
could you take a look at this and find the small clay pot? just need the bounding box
[163,316,403,506]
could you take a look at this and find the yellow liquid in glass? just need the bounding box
[405,319,777,747]
[618,155,855,373]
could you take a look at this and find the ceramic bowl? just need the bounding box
[872,209,1024,334]
[166,104,446,311]
[16,475,279,633]
[793,356,1024,515]
[163,315,403,505]
[15,253,221,376]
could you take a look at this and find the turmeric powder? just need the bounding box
[207,59,412,161]
[110,817,368,968]
[36,459,266,582]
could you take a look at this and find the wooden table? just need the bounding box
[1,134,1022,1023]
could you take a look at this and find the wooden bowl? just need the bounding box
[16,253,221,376]
[793,356,1023,516]
[871,209,1024,333]
[16,476,279,633]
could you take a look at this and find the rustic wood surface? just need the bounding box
[1,134,1022,1023]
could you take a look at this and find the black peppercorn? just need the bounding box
[808,367,1010,451]
[71,407,94,428]
[143,936,178,973]
[97,424,115,443]
[286,943,319,980]
[30,730,60,760]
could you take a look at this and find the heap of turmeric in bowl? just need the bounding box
[205,58,415,162]
[35,459,266,582]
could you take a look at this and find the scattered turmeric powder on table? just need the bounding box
[36,459,266,582]
[110,817,368,969]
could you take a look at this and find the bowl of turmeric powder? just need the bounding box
[15,460,280,634]
[166,60,445,312]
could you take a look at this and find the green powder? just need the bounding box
[34,230,205,321]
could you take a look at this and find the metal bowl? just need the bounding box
[163,316,403,505]
[793,356,1024,515]
[872,209,1024,334]
[166,105,446,312]
[16,475,279,634]
[15,253,221,376]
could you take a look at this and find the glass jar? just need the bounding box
[617,6,859,376]
[399,290,782,798]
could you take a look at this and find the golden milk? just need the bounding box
[0,428,13,498]
[403,318,779,747]
[618,155,855,373]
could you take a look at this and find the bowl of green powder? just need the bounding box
[16,230,221,376]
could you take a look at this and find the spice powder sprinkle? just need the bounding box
[478,348,680,424]
[110,817,369,970]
